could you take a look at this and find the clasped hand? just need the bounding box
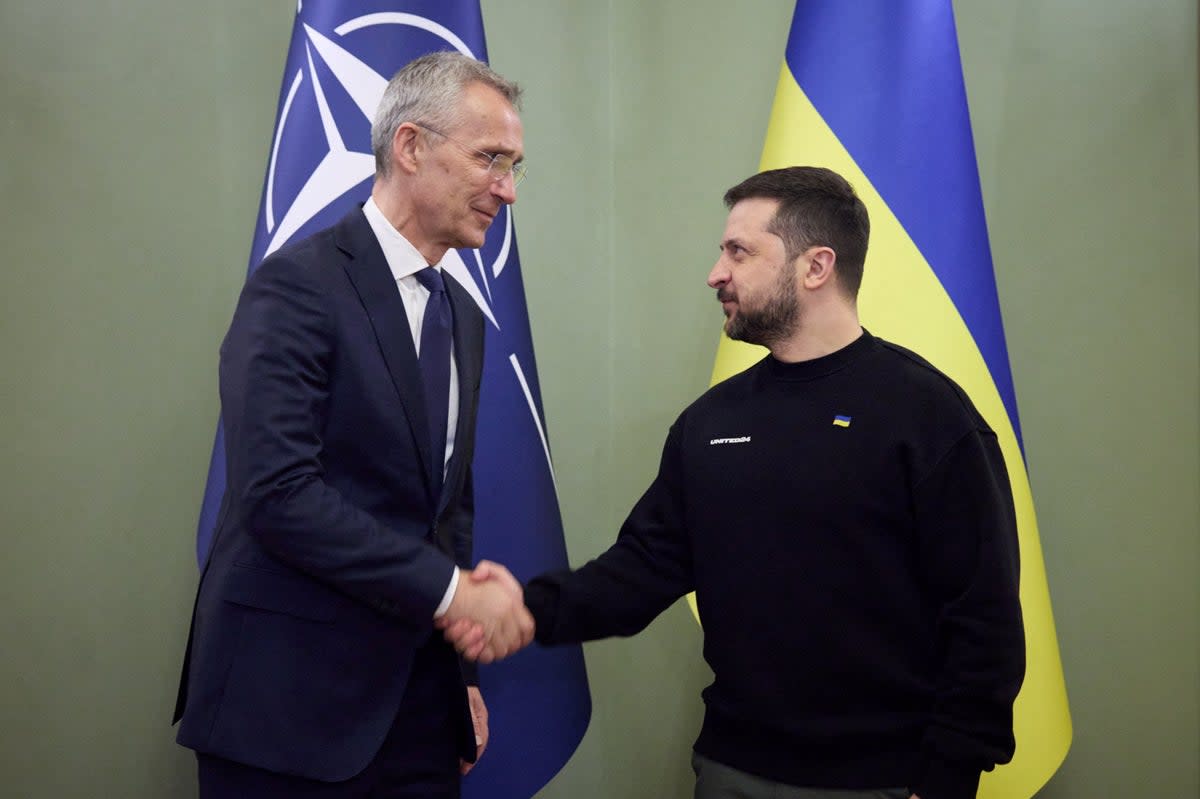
[437,561,533,663]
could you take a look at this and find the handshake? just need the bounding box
[437,561,534,663]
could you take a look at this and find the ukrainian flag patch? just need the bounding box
[832,415,852,428]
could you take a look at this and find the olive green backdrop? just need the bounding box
[0,1,1195,797]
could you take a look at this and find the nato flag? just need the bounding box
[193,3,589,796]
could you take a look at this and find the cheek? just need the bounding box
[473,183,497,205]
[734,274,756,298]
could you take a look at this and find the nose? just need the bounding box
[492,171,517,205]
[707,257,730,289]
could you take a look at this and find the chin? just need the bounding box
[467,225,492,248]
[725,321,751,343]
[451,234,485,252]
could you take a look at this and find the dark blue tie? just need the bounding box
[414,267,453,496]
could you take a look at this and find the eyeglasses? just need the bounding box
[414,123,527,187]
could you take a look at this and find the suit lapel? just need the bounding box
[334,209,440,501]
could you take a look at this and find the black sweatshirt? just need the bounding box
[525,331,1025,799]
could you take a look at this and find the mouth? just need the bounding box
[473,207,497,225]
[716,290,737,319]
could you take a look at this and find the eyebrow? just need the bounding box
[480,142,523,163]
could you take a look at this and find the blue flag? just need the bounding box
[195,2,590,795]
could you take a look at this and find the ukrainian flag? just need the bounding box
[707,2,1071,796]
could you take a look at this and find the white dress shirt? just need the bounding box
[362,197,461,616]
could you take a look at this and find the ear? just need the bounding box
[391,122,422,176]
[800,246,838,290]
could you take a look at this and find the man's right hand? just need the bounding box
[438,561,533,663]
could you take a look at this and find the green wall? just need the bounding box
[0,1,1195,796]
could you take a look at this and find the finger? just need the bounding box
[471,700,488,762]
[444,619,481,644]
[504,604,531,650]
[492,618,518,657]
[496,625,523,660]
[464,627,486,651]
[463,638,487,661]
[450,623,487,655]
[484,632,508,662]
[518,607,535,646]
[445,629,483,656]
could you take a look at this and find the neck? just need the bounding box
[768,303,863,363]
[371,180,446,265]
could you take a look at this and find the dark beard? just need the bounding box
[724,268,799,347]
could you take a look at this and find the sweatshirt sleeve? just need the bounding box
[910,427,1026,799]
[525,420,694,644]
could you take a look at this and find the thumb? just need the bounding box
[470,561,500,582]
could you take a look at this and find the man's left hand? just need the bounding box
[460,686,488,775]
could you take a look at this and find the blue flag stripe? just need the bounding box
[784,0,1023,448]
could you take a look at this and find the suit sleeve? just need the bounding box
[525,419,694,643]
[910,427,1026,799]
[446,465,478,686]
[445,444,476,571]
[221,256,455,623]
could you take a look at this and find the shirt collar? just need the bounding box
[362,196,441,282]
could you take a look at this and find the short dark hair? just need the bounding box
[724,166,870,298]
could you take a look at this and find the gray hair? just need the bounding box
[371,51,522,177]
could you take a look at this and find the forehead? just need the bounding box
[452,82,524,155]
[723,197,781,239]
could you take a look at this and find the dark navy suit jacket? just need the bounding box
[174,207,483,781]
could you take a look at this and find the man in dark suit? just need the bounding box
[174,52,534,798]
